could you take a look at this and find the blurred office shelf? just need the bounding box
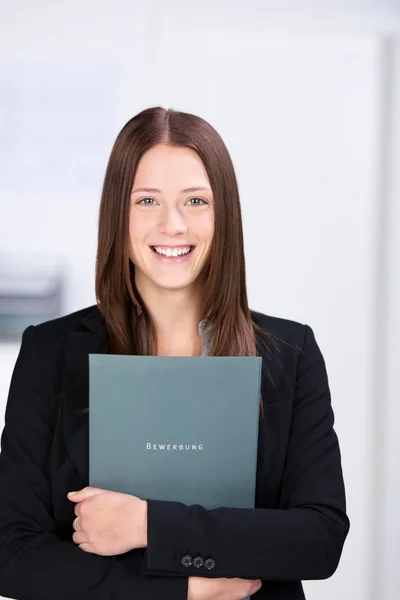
[0,267,64,341]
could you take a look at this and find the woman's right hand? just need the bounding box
[188,575,262,600]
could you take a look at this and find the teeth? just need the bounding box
[153,246,192,257]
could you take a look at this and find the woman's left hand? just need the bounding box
[67,486,147,556]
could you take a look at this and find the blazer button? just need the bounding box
[181,554,193,568]
[193,556,204,568]
[204,557,216,570]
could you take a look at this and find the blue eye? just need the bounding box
[137,198,156,205]
[187,198,207,205]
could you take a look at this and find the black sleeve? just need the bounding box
[141,324,350,581]
[0,326,188,600]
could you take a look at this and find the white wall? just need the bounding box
[1,2,400,599]
[379,38,400,600]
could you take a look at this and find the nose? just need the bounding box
[159,204,188,236]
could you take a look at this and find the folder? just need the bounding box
[89,354,261,506]
[89,354,261,599]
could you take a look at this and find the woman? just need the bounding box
[0,107,350,600]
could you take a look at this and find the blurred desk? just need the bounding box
[0,348,19,600]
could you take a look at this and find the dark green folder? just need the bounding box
[89,355,262,510]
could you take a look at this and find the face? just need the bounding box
[129,143,215,292]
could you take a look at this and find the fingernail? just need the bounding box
[68,491,77,495]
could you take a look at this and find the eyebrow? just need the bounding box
[131,186,212,195]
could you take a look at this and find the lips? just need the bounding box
[149,245,196,263]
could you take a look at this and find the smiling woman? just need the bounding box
[0,106,349,600]
[95,107,270,362]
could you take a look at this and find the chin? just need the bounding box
[155,280,195,290]
[151,275,198,290]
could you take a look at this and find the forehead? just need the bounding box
[133,144,210,189]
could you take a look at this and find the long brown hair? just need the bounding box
[95,106,277,421]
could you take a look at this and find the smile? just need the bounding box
[151,246,193,257]
[149,245,195,263]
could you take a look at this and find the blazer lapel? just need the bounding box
[62,307,109,484]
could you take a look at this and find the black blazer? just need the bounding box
[0,304,349,600]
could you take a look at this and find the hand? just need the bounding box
[67,486,147,556]
[188,576,262,600]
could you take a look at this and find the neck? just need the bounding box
[135,274,206,355]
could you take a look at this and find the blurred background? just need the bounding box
[1,0,399,599]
